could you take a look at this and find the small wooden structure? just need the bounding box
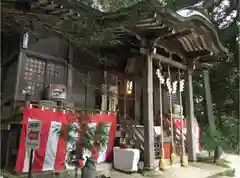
[1,0,228,169]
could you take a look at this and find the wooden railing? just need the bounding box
[118,115,163,158]
[118,114,191,156]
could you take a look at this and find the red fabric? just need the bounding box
[78,113,117,166]
[15,108,68,172]
[91,113,116,161]
[119,145,128,149]
[173,118,201,152]
[15,108,116,172]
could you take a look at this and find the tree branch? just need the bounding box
[203,0,222,9]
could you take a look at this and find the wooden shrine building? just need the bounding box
[1,0,228,169]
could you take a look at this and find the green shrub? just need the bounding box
[200,126,228,151]
[200,115,239,152]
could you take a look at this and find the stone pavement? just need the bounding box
[1,162,235,178]
[222,153,240,178]
[110,162,233,178]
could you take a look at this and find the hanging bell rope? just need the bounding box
[178,68,187,166]
[156,61,165,170]
[167,62,176,165]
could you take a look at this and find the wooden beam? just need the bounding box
[152,53,188,70]
[154,43,186,60]
[49,9,68,15]
[43,3,59,11]
[26,50,66,64]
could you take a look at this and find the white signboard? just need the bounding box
[26,120,41,149]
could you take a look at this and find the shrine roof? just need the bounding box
[1,0,228,68]
[97,1,228,64]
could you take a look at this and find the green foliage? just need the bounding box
[65,123,79,145]
[201,116,239,151]
[94,122,110,150]
[55,120,109,152]
[218,116,239,149]
[68,17,117,47]
[70,122,109,152]
[200,126,228,150]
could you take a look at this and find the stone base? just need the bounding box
[67,163,112,178]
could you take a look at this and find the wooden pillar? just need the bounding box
[143,40,155,169]
[67,43,73,100]
[134,79,141,124]
[84,71,89,109]
[185,68,196,161]
[123,79,127,118]
[101,71,108,111]
[108,74,118,112]
[4,126,12,169]
[203,70,215,132]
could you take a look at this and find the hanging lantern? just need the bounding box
[126,80,133,95]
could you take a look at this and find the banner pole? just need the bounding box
[28,149,34,178]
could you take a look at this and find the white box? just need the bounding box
[113,147,140,172]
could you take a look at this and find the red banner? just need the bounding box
[174,118,201,153]
[15,108,116,172]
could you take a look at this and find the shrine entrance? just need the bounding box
[1,0,228,170]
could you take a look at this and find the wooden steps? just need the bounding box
[118,115,189,159]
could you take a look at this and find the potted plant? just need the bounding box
[57,110,110,178]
